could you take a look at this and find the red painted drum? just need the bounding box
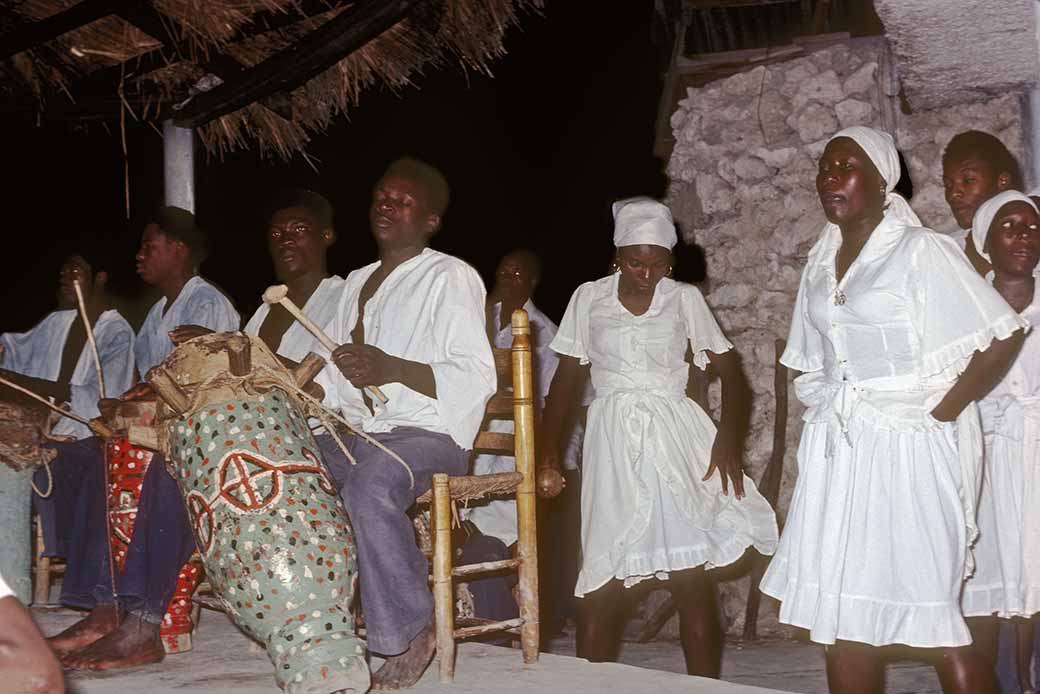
[103,398,204,654]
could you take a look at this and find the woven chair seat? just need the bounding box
[416,472,523,504]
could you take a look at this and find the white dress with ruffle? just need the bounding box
[760,216,1027,647]
[551,274,778,598]
[963,291,1040,618]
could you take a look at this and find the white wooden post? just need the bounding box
[163,120,195,212]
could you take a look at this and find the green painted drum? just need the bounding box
[0,465,32,604]
[149,333,368,694]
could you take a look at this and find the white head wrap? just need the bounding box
[970,190,1039,262]
[612,197,678,250]
[827,126,922,227]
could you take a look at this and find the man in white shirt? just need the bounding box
[243,189,345,368]
[462,250,591,633]
[942,130,1022,276]
[315,158,496,689]
[55,207,240,671]
[0,252,135,573]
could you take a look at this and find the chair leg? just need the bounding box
[33,519,51,605]
[431,474,456,682]
[516,473,539,664]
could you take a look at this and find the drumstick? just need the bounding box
[0,373,112,437]
[262,285,389,405]
[73,279,105,399]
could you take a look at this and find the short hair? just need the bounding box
[60,246,111,278]
[383,157,450,216]
[503,249,542,282]
[264,188,333,230]
[150,206,208,266]
[942,130,1022,188]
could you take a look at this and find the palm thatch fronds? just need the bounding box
[0,0,542,159]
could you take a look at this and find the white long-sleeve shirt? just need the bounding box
[134,276,240,375]
[318,249,495,449]
[244,276,345,423]
[1,309,135,439]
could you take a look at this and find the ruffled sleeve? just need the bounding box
[908,231,1028,380]
[550,282,593,365]
[780,265,824,374]
[681,284,732,370]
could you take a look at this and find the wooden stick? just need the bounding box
[451,558,521,578]
[262,285,388,404]
[73,279,105,399]
[742,338,789,642]
[453,618,523,640]
[0,373,111,437]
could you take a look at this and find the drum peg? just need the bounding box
[225,334,252,377]
[146,366,191,415]
[292,353,326,389]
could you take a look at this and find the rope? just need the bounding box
[30,454,53,498]
[152,362,416,490]
[292,383,416,490]
[0,374,96,429]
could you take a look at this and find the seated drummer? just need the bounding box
[314,157,496,689]
[243,188,344,367]
[50,207,240,671]
[1,251,135,563]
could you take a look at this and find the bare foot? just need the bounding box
[371,618,436,690]
[46,603,119,656]
[61,613,164,671]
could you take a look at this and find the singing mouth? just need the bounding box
[821,193,844,205]
[373,215,393,228]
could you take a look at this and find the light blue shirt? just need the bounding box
[1,309,135,439]
[135,276,240,375]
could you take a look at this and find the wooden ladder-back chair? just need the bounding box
[415,308,540,682]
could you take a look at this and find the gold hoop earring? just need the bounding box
[667,266,673,277]
[611,262,620,274]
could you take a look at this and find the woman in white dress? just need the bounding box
[539,197,778,676]
[760,126,1027,694]
[961,191,1040,692]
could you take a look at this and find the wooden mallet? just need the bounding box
[262,285,388,405]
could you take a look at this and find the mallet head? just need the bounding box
[262,285,289,305]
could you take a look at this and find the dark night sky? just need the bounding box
[1,2,668,333]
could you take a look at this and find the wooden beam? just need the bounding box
[116,3,293,119]
[172,0,429,128]
[0,0,139,60]
[685,0,797,8]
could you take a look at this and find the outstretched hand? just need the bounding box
[704,435,745,499]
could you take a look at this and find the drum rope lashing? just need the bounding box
[152,362,416,491]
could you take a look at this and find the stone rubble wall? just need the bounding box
[653,36,1027,640]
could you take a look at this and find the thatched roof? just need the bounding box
[1,0,541,159]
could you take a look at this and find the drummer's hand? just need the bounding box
[704,436,745,499]
[98,398,121,420]
[120,382,154,401]
[169,325,214,345]
[332,344,396,388]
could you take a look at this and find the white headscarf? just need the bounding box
[970,190,1039,262]
[828,126,922,228]
[612,197,678,249]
